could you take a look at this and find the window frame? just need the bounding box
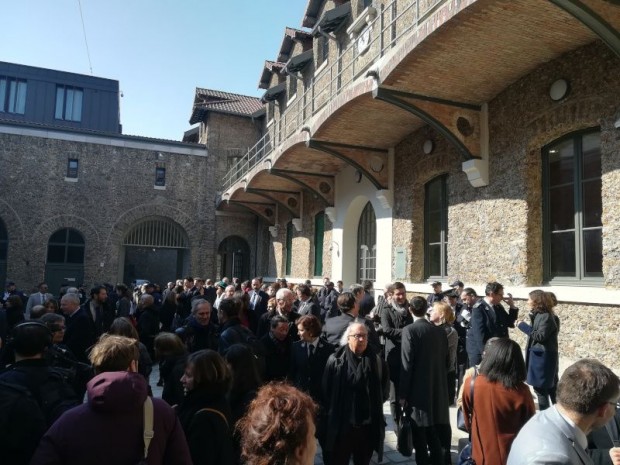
[314,212,325,277]
[286,221,293,276]
[0,76,27,114]
[424,174,448,280]
[357,202,377,282]
[55,85,84,122]
[542,128,602,284]
[155,166,166,187]
[66,158,79,180]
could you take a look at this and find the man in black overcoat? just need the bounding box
[400,296,451,465]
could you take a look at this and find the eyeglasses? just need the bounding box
[52,326,66,333]
[348,333,367,341]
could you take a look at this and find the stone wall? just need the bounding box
[0,130,213,291]
[393,41,620,288]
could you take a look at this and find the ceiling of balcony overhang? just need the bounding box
[222,0,617,211]
[382,0,603,102]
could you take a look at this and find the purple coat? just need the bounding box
[30,371,191,465]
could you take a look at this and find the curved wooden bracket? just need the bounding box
[226,200,277,225]
[306,139,389,190]
[270,169,335,206]
[549,0,620,58]
[372,86,489,187]
[245,188,301,218]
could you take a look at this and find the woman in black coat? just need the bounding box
[516,289,560,410]
[178,350,234,465]
[154,332,188,407]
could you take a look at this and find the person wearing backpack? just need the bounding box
[31,334,192,465]
[0,321,80,465]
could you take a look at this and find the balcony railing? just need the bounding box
[222,0,448,191]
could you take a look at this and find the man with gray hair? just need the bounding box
[323,321,389,465]
[60,293,95,364]
[508,359,620,465]
[257,287,300,340]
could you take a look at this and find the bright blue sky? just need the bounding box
[1,0,308,140]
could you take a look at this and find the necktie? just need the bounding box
[308,344,315,359]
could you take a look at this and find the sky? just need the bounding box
[1,0,308,141]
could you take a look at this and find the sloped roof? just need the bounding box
[190,88,263,124]
[259,61,285,90]
[278,27,313,63]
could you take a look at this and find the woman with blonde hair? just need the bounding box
[429,301,458,404]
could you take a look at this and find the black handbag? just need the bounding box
[457,367,478,432]
[397,410,413,457]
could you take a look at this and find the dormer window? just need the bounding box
[55,85,83,122]
[0,76,27,114]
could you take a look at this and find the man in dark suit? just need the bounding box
[260,315,292,382]
[466,281,518,365]
[61,293,96,364]
[322,292,380,354]
[400,296,451,465]
[295,284,321,318]
[359,280,376,317]
[248,277,269,317]
[81,285,111,337]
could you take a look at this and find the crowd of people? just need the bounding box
[0,276,618,465]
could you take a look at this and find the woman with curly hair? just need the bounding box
[238,382,317,465]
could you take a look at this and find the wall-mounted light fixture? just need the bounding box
[423,139,434,155]
[329,241,340,257]
[549,79,570,101]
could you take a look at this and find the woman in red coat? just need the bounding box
[462,338,535,465]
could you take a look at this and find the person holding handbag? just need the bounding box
[516,289,560,410]
[462,338,535,465]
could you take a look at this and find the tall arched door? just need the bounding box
[217,236,250,281]
[0,218,8,291]
[44,228,85,296]
[122,218,190,286]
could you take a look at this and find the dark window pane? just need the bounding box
[582,179,602,228]
[549,232,575,277]
[0,243,7,260]
[66,246,84,264]
[582,133,601,180]
[49,230,67,243]
[47,245,65,263]
[428,214,441,242]
[0,225,6,240]
[549,185,574,231]
[428,244,441,276]
[427,180,442,211]
[548,140,574,186]
[583,228,603,277]
[68,229,84,244]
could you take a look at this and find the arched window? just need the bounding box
[425,175,448,279]
[314,212,325,277]
[47,228,85,264]
[543,129,602,282]
[0,218,7,261]
[357,202,376,282]
[286,222,293,276]
[0,218,8,288]
[218,236,251,281]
